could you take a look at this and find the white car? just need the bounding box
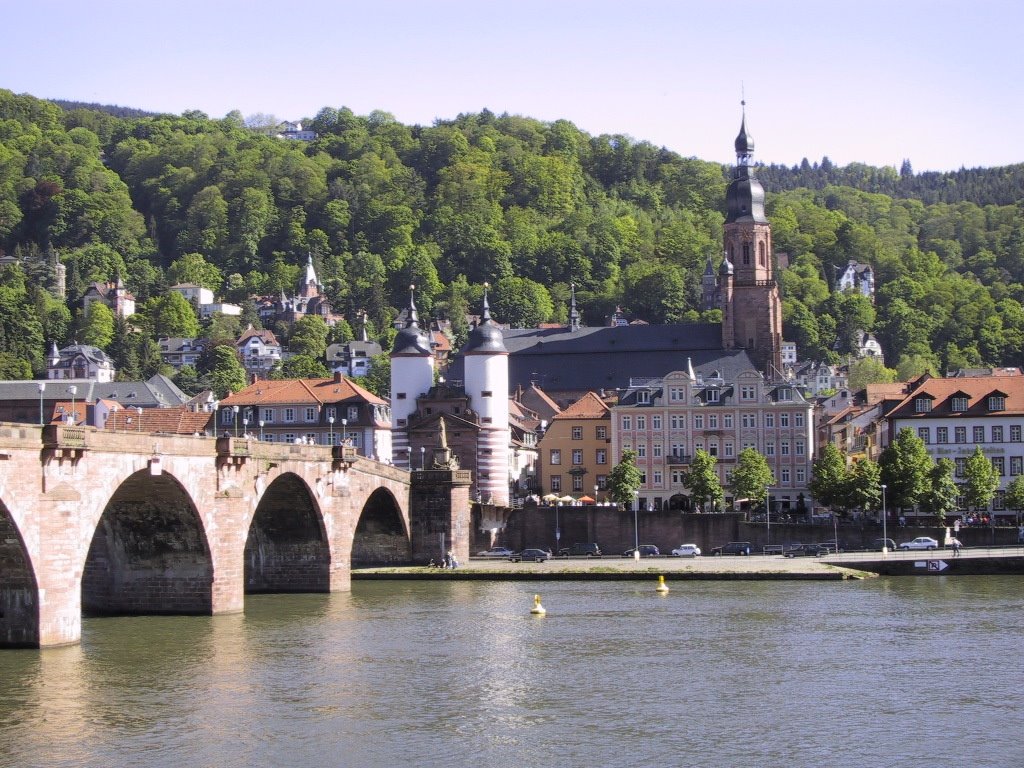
[476,547,515,557]
[671,543,702,558]
[898,536,939,551]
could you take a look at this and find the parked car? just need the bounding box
[898,536,939,551]
[868,538,897,552]
[710,541,752,556]
[671,543,702,558]
[818,539,846,553]
[784,543,827,557]
[476,547,515,558]
[558,542,602,557]
[623,544,660,557]
[509,548,551,563]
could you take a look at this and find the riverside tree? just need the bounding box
[607,449,643,509]
[1003,476,1024,523]
[730,447,776,510]
[879,428,934,512]
[962,445,999,514]
[846,458,882,516]
[683,448,722,513]
[809,442,850,512]
[925,457,959,524]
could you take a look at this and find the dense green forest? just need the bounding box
[0,88,1022,391]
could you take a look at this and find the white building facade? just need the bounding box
[886,375,1024,520]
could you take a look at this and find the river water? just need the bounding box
[0,576,1021,768]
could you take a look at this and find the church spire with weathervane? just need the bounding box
[720,99,782,378]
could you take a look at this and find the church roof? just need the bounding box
[450,322,755,394]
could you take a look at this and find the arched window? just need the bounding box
[742,244,750,265]
[759,241,766,266]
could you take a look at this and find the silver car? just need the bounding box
[898,536,938,551]
[671,543,701,557]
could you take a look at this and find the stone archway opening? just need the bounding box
[245,473,329,593]
[668,494,691,512]
[353,487,410,567]
[0,500,39,647]
[82,471,213,616]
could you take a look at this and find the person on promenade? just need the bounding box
[950,537,962,557]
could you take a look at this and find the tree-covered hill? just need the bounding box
[759,158,1024,207]
[0,88,1022,388]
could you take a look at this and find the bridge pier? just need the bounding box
[409,468,472,565]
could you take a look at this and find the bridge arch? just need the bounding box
[245,472,329,593]
[352,486,411,566]
[0,499,39,646]
[82,470,213,616]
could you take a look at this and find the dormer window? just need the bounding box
[951,396,968,412]
[705,389,720,403]
[989,395,1006,412]
[637,390,650,405]
[915,397,932,413]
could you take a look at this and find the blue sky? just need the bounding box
[5,0,1021,171]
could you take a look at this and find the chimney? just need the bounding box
[334,370,344,384]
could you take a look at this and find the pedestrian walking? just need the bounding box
[950,537,962,557]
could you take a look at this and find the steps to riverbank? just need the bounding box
[354,555,871,581]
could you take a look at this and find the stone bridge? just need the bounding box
[0,423,470,648]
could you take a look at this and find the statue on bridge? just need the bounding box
[432,416,459,470]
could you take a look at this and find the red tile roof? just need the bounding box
[220,375,387,407]
[554,391,610,419]
[887,375,1024,418]
[105,406,213,434]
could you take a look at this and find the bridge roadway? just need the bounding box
[0,422,417,648]
[821,545,1024,575]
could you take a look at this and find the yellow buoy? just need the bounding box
[530,593,546,615]
[656,575,670,594]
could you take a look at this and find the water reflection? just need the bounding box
[0,578,1022,768]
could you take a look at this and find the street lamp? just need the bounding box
[136,406,142,433]
[555,500,561,552]
[594,484,599,505]
[420,445,425,470]
[38,381,45,426]
[67,385,77,426]
[881,484,888,553]
[243,415,249,438]
[328,416,334,445]
[766,488,771,545]
[259,420,264,442]
[633,489,640,560]
[232,405,239,437]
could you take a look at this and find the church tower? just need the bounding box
[721,104,782,377]
[700,257,719,312]
[390,286,435,468]
[463,285,510,506]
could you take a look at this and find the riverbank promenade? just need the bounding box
[354,554,868,581]
[355,545,1024,581]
